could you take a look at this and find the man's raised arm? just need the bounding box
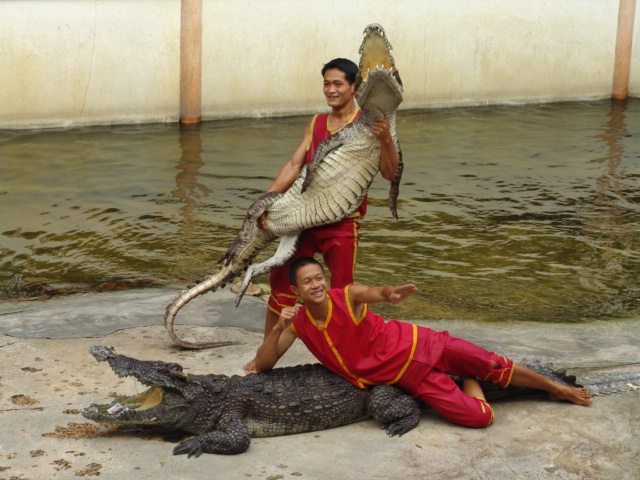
[372,116,400,181]
[250,307,299,374]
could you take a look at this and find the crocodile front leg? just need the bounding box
[234,234,301,307]
[367,384,420,437]
[220,191,281,267]
[173,417,251,457]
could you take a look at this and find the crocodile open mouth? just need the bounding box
[82,346,190,424]
[358,24,401,85]
[83,384,171,424]
[355,24,403,112]
[93,387,164,415]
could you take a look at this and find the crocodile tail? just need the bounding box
[164,269,239,349]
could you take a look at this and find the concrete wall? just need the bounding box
[1,0,638,129]
[1,1,180,128]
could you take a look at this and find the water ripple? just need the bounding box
[1,101,639,322]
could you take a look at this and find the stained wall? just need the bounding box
[1,0,638,128]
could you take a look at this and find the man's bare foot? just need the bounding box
[243,359,257,374]
[549,384,594,405]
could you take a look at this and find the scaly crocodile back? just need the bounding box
[264,123,381,235]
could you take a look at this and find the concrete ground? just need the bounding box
[0,288,638,480]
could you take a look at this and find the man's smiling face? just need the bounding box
[323,68,355,109]
[290,263,329,306]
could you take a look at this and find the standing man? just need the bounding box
[244,58,400,372]
[250,257,593,429]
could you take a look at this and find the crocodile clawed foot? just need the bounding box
[234,291,246,308]
[173,439,204,458]
[384,414,419,437]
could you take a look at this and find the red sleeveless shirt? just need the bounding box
[291,285,418,389]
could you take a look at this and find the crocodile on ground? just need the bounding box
[164,23,404,349]
[82,346,639,457]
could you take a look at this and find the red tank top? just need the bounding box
[305,112,366,218]
[291,286,418,389]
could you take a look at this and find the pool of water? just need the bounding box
[1,99,639,323]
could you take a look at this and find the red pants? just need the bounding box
[398,328,514,428]
[267,217,360,315]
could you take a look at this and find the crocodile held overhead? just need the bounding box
[164,24,404,349]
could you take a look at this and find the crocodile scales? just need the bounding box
[165,24,404,349]
[82,346,639,457]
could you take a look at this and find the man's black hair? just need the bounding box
[288,256,324,286]
[321,58,358,85]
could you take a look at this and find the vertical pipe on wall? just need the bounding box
[180,0,202,124]
[612,0,636,100]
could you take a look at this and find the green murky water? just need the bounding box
[1,99,639,322]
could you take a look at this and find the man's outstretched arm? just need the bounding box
[347,283,417,318]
